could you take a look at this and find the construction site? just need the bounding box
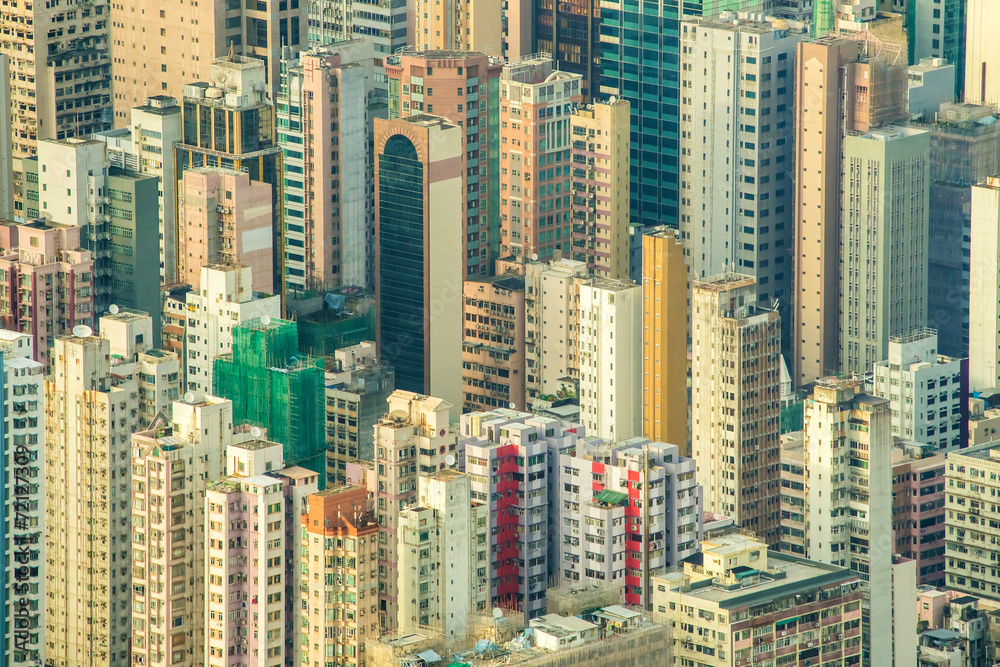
[365,603,670,667]
[212,316,327,477]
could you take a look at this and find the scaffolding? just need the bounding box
[213,316,326,477]
[545,582,621,618]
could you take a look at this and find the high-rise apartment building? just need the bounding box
[945,442,1000,600]
[691,274,781,546]
[94,96,184,283]
[374,115,463,407]
[840,126,930,375]
[324,341,395,484]
[0,55,13,218]
[372,391,456,632]
[397,470,489,643]
[577,278,642,441]
[965,0,1000,105]
[803,377,893,666]
[679,15,804,340]
[1,334,45,665]
[0,0,110,182]
[793,34,907,387]
[499,56,583,262]
[652,535,864,667]
[0,220,94,368]
[130,396,232,667]
[551,439,702,607]
[386,51,503,279]
[44,333,138,667]
[177,168,274,294]
[412,0,502,53]
[970,176,1000,391]
[523,257,588,407]
[872,329,967,451]
[919,103,1000,357]
[462,275,526,412]
[460,410,578,620]
[178,264,281,394]
[641,228,688,452]
[278,42,375,292]
[891,442,946,587]
[26,139,161,325]
[569,98,630,279]
[300,485,379,667]
[110,0,303,120]
[176,56,284,295]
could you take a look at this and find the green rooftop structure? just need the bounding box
[213,317,327,482]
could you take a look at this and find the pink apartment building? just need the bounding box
[0,219,94,366]
[499,55,583,262]
[892,442,946,586]
[178,168,273,294]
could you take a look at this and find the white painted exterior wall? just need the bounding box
[969,178,1000,391]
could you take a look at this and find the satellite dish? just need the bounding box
[389,409,409,424]
[509,402,516,410]
[492,608,503,620]
[445,454,456,467]
[72,325,93,338]
[109,304,119,314]
[530,253,538,261]
[184,392,195,403]
[260,315,271,326]
[250,426,262,439]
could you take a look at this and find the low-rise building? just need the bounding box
[652,535,864,667]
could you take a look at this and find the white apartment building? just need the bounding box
[95,96,183,282]
[803,377,893,667]
[679,14,806,317]
[524,258,588,407]
[100,310,180,427]
[970,176,1000,391]
[841,126,930,375]
[373,391,456,633]
[945,443,1000,599]
[577,278,642,442]
[1,330,45,665]
[181,264,281,394]
[45,333,138,667]
[130,396,233,667]
[397,470,489,644]
[691,273,781,546]
[550,439,702,607]
[872,329,966,451]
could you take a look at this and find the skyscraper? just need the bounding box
[641,228,688,453]
[969,176,1000,391]
[278,42,375,292]
[793,33,907,387]
[965,0,1000,105]
[45,333,138,667]
[691,273,781,546]
[499,56,583,262]
[374,115,463,407]
[679,14,805,342]
[840,126,930,375]
[412,0,503,53]
[534,0,601,99]
[386,51,504,279]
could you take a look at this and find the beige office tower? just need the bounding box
[966,0,1000,105]
[130,396,232,667]
[44,333,138,667]
[570,99,631,280]
[373,390,455,634]
[110,0,303,121]
[523,258,589,407]
[691,274,781,546]
[0,0,109,193]
[793,34,907,388]
[397,470,489,644]
[413,0,502,53]
[641,228,688,454]
[840,126,930,375]
[970,176,1000,391]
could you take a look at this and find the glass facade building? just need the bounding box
[598,0,702,226]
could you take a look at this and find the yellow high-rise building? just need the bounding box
[641,228,688,454]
